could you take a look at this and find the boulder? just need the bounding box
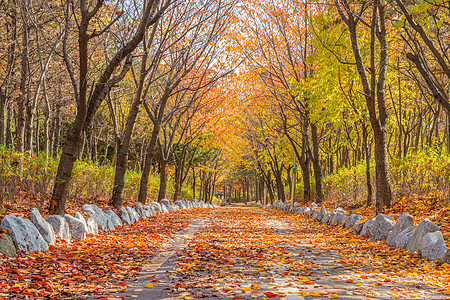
[74,212,89,233]
[419,231,447,261]
[106,210,122,229]
[1,214,49,252]
[120,207,132,225]
[345,214,361,229]
[86,217,98,234]
[386,213,414,246]
[143,205,154,217]
[312,209,320,219]
[150,201,162,213]
[192,199,200,208]
[199,200,206,208]
[129,207,141,222]
[0,234,17,257]
[439,250,450,265]
[135,203,147,219]
[353,222,363,235]
[316,207,327,222]
[321,212,332,224]
[161,203,169,213]
[174,200,185,210]
[406,218,439,253]
[395,226,416,249]
[83,204,113,231]
[303,207,310,216]
[336,214,348,226]
[30,208,56,245]
[371,214,394,241]
[308,203,318,217]
[361,218,376,238]
[46,215,71,242]
[64,214,86,240]
[81,205,96,218]
[126,206,136,224]
[331,209,346,225]
[161,199,173,211]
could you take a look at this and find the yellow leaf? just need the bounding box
[242,286,251,291]
[253,283,261,290]
[146,283,154,288]
[330,294,339,298]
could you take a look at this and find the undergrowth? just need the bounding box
[0,146,172,216]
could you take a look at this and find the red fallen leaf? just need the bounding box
[264,292,278,298]
[119,282,128,286]
[299,253,305,257]
[115,11,121,15]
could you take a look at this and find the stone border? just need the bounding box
[265,200,449,263]
[0,199,214,257]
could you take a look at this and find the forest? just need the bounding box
[1,0,450,299]
[1,0,448,217]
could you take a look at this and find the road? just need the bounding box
[99,208,449,299]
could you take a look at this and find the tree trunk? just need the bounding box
[310,122,323,203]
[16,0,29,153]
[362,124,373,206]
[158,158,168,200]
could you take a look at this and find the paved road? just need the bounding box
[96,208,448,299]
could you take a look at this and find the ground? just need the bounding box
[103,208,449,300]
[2,207,450,299]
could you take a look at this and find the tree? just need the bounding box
[49,0,171,215]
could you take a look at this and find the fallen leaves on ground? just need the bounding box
[0,210,195,299]
[166,208,450,299]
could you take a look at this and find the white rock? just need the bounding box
[386,213,414,246]
[135,203,147,219]
[345,214,361,229]
[143,205,153,217]
[129,207,141,221]
[74,212,89,234]
[161,203,169,213]
[161,199,172,211]
[119,207,132,225]
[419,231,447,261]
[83,204,114,231]
[1,214,49,252]
[316,207,327,221]
[46,215,71,242]
[407,218,439,253]
[308,203,318,217]
[331,208,346,225]
[106,210,122,229]
[64,214,86,240]
[353,222,364,234]
[395,226,416,249]
[87,216,98,234]
[150,201,162,213]
[30,208,56,245]
[337,214,348,226]
[361,218,376,238]
[126,206,136,224]
[371,214,394,241]
[321,212,332,224]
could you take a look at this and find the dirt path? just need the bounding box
[96,208,449,299]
